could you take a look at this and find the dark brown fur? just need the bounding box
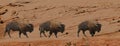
[4,20,34,38]
[39,21,65,38]
[77,20,102,37]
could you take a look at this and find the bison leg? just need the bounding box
[49,31,53,38]
[40,31,43,37]
[54,31,58,38]
[77,29,81,37]
[40,28,43,37]
[40,28,47,37]
[23,32,29,38]
[43,32,47,37]
[4,30,7,37]
[83,30,86,37]
[8,31,11,38]
[40,31,47,37]
[19,31,22,38]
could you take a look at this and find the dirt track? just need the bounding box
[0,0,120,46]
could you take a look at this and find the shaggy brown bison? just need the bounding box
[4,20,34,38]
[39,20,65,38]
[77,20,102,37]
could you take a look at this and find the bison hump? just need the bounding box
[86,20,98,28]
[49,20,61,29]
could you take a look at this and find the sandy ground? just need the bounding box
[0,0,120,46]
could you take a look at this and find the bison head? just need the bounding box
[27,24,34,33]
[59,24,65,33]
[90,30,95,37]
[96,23,102,32]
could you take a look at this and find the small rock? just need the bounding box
[66,32,69,35]
[117,20,120,23]
[118,30,120,32]
[112,18,115,21]
[0,20,4,24]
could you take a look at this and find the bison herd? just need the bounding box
[4,20,102,38]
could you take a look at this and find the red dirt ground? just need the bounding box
[0,0,120,46]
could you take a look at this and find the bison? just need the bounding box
[4,20,34,38]
[77,20,102,37]
[39,20,65,38]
